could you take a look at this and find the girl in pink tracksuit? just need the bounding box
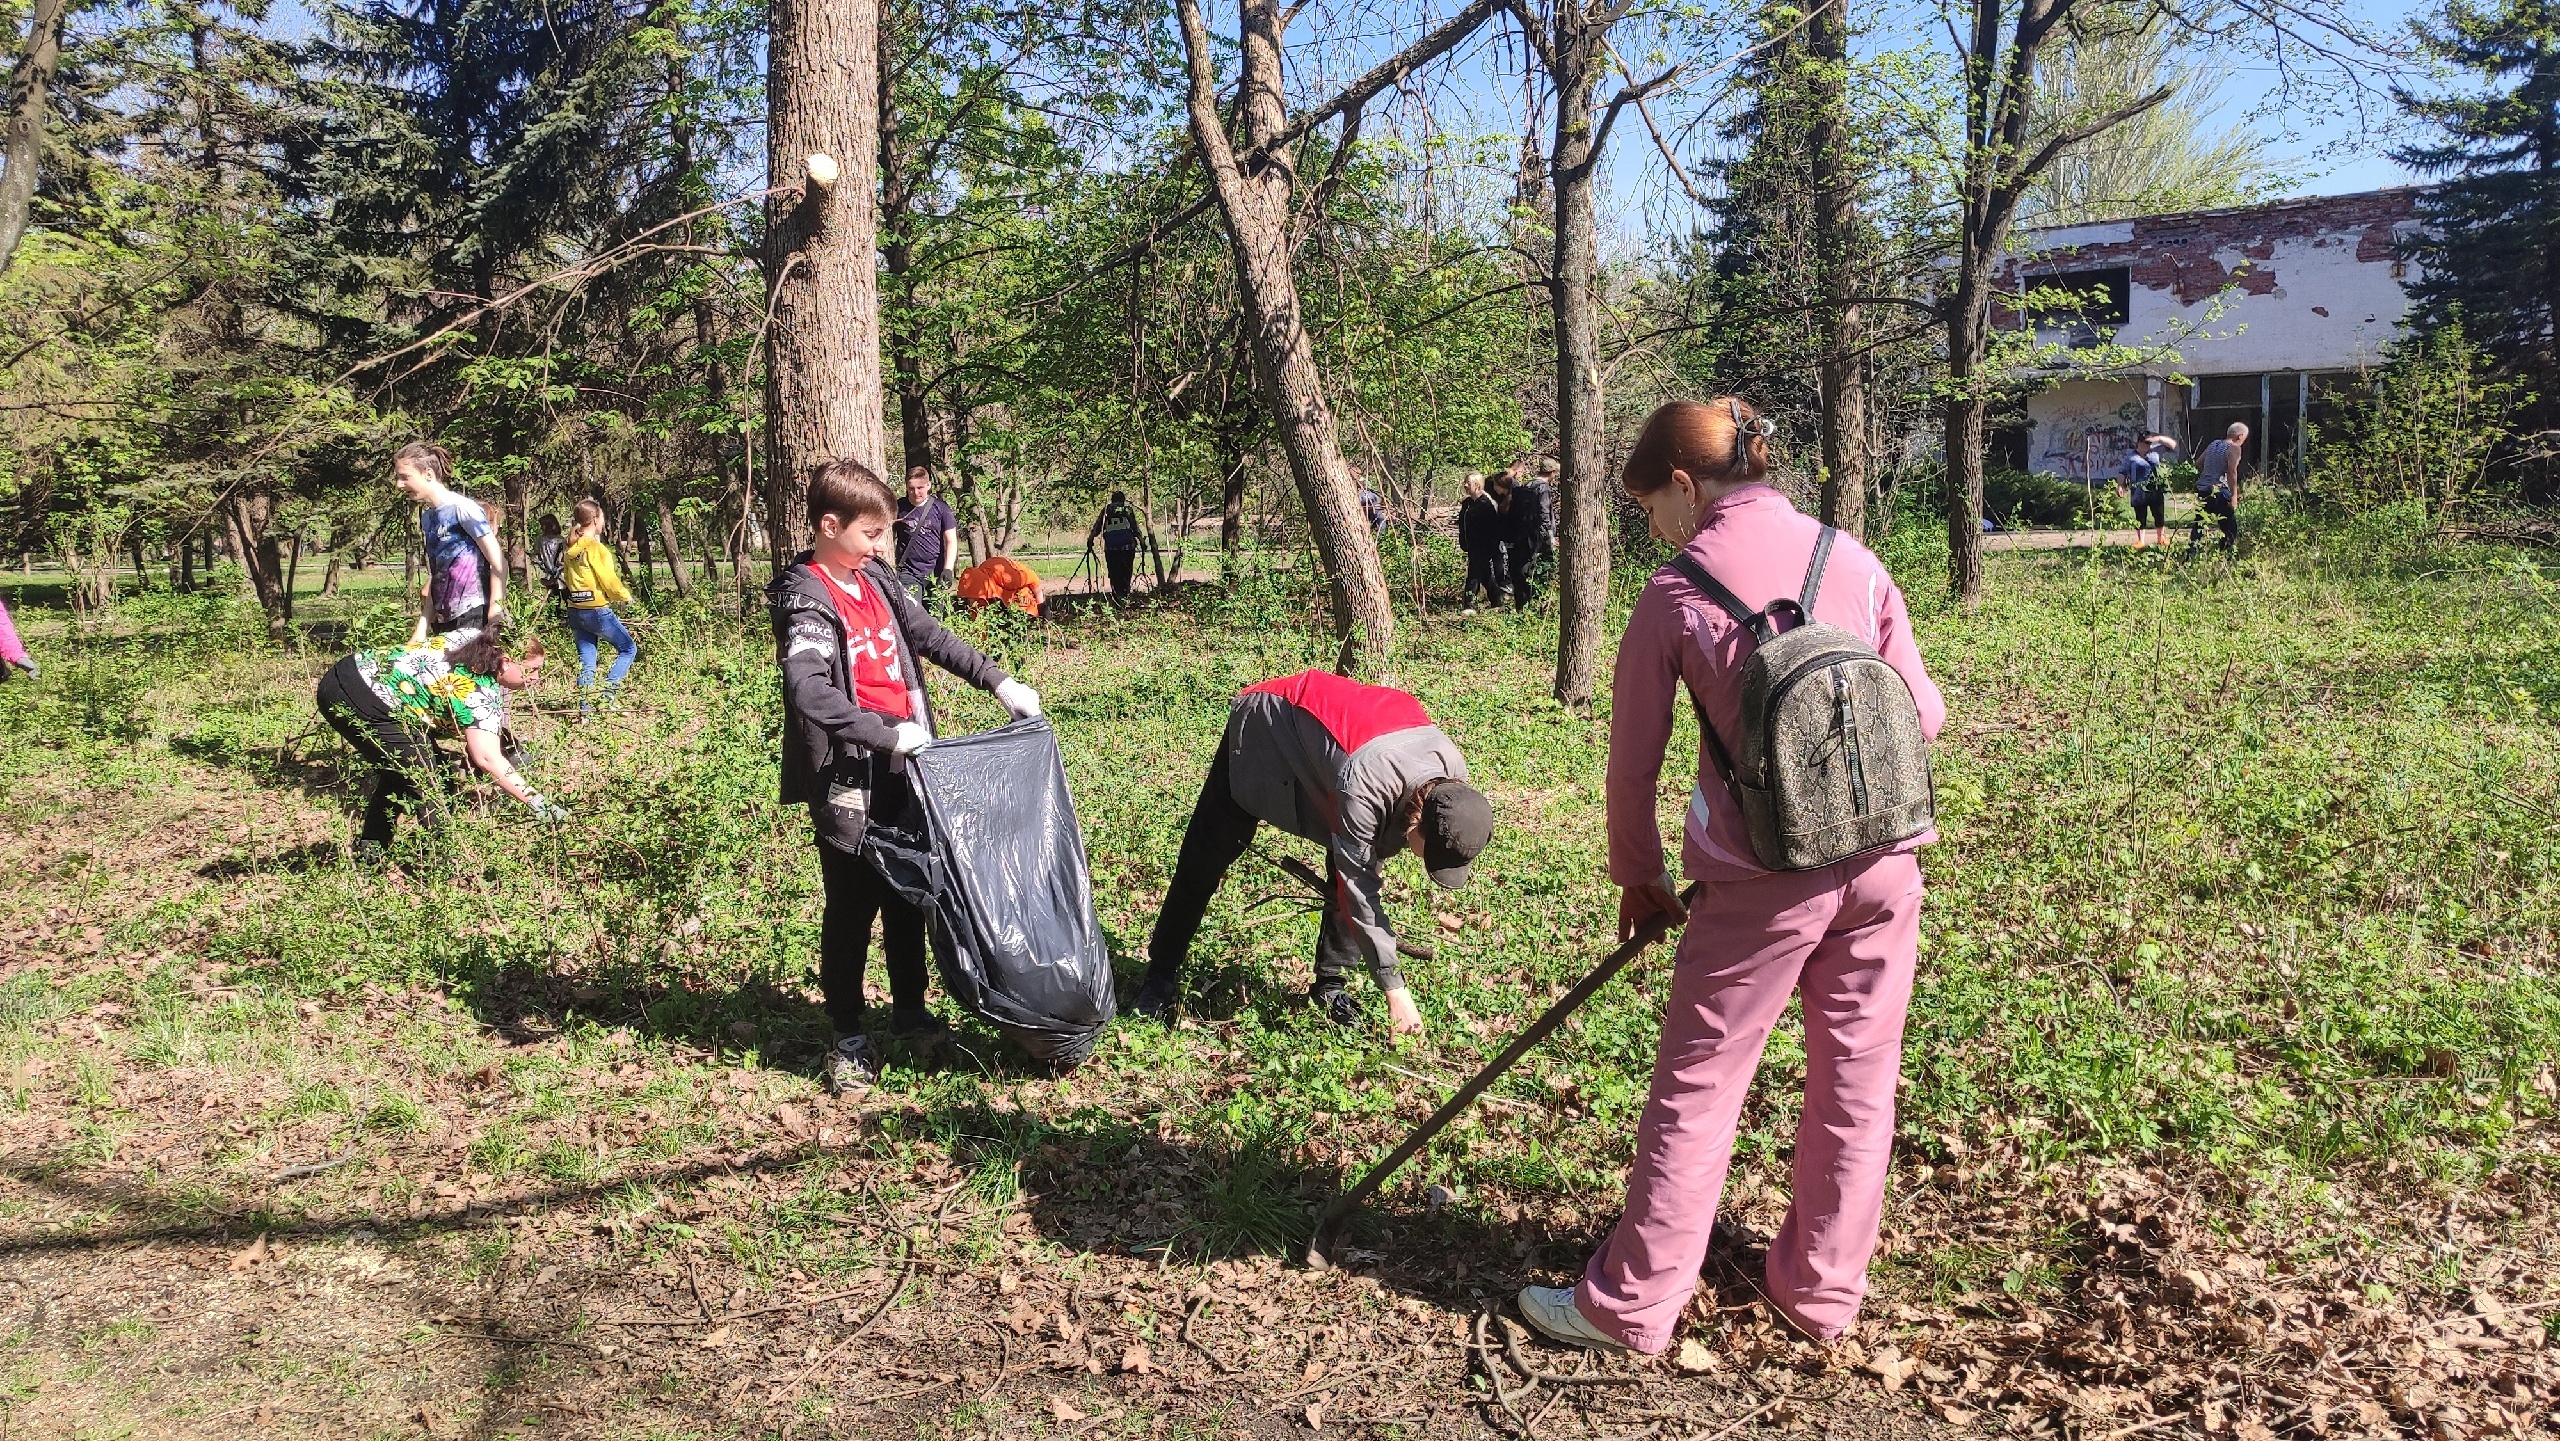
[1517,398,1946,1355]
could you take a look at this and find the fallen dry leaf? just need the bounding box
[1304,1400,1326,1430]
[229,1235,269,1272]
[1301,1357,1325,1384]
[1047,1395,1087,1423]
[1674,1337,1719,1373]
[1864,1345,1921,1390]
[1926,1396,1977,1426]
[1118,1342,1152,1374]
[699,1326,731,1349]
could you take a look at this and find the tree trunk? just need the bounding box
[226,495,290,642]
[0,0,66,272]
[1219,435,1251,558]
[879,26,936,481]
[283,527,302,622]
[1943,276,1987,602]
[1175,0,1392,674]
[765,0,885,569]
[654,497,694,598]
[321,550,341,598]
[1548,15,1608,706]
[1809,0,1867,539]
[179,532,195,591]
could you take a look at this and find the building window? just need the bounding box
[2025,266,2131,329]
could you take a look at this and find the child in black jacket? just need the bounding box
[768,458,1041,1092]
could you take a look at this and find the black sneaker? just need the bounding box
[823,1034,882,1094]
[1311,982,1362,1027]
[1126,974,1179,1022]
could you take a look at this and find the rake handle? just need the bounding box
[1266,850,1439,962]
[1303,884,1698,1267]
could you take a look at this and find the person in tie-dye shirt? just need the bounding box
[393,441,507,640]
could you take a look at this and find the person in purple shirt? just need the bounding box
[894,466,959,602]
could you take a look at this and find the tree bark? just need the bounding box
[1943,281,1987,601]
[654,496,694,598]
[0,0,66,272]
[1547,9,1609,706]
[1175,0,1394,674]
[226,494,290,643]
[765,0,886,568]
[1809,0,1867,539]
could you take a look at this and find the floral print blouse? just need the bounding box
[353,632,507,736]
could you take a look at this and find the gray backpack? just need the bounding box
[1666,528,1934,871]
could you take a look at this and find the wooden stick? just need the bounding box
[1304,887,1695,1266]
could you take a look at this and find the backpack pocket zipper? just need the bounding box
[1833,667,1870,815]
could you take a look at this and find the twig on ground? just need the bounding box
[1472,1311,1532,1435]
[773,1237,919,1402]
[1178,1292,1242,1374]
[270,1149,360,1184]
[1498,1316,1642,1386]
[604,1280,889,1328]
[2100,1416,2189,1441]
[426,1325,599,1355]
[975,1322,1012,1404]
[1684,1396,1784,1441]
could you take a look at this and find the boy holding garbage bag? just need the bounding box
[768,458,1043,1093]
[1129,669,1494,1034]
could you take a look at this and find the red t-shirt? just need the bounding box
[812,564,913,720]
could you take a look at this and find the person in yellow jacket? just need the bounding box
[559,498,639,707]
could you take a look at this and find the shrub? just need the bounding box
[2307,324,2526,526]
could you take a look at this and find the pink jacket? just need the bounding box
[1608,485,1946,885]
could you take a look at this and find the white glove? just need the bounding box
[994,678,1042,720]
[891,721,933,757]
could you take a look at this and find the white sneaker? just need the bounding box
[1515,1285,1630,1352]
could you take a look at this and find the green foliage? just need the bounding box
[2394,0,2560,487]
[2306,325,2529,523]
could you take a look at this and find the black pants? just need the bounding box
[1144,724,1359,991]
[317,657,443,849]
[1461,545,1507,605]
[2204,494,2238,550]
[1105,546,1137,600]
[2131,488,2165,529]
[817,837,930,1034]
[1503,542,1543,607]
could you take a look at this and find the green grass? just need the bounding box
[2,511,2555,1277]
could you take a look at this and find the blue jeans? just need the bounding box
[567,606,637,691]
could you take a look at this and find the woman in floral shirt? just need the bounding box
[316,629,562,855]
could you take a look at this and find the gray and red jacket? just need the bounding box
[767,553,1009,848]
[1225,670,1468,991]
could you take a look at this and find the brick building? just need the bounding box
[1999,188,2422,484]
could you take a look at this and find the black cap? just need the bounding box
[1418,782,1493,889]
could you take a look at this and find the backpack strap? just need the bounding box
[1659,550,1757,789]
[1799,525,1836,616]
[1664,550,1773,644]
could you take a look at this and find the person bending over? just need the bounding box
[392,440,505,642]
[559,498,639,709]
[1130,669,1493,1035]
[1514,397,1944,1357]
[769,458,1043,1093]
[316,630,559,858]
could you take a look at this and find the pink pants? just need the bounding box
[0,594,26,671]
[1576,851,1922,1352]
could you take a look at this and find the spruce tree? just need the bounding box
[2393,0,2560,487]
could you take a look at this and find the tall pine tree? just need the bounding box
[2394,0,2560,491]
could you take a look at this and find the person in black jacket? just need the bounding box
[1490,468,1553,608]
[770,457,1043,1093]
[1456,473,1506,611]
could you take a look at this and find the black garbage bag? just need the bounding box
[861,717,1116,1068]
